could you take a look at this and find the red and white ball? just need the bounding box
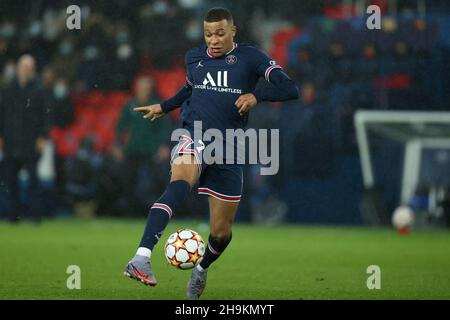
[164,229,205,270]
[392,205,414,233]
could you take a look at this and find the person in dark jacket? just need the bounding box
[108,76,173,215]
[0,54,49,222]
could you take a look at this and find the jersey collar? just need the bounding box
[206,42,238,58]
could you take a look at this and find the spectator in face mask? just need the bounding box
[50,78,74,128]
[0,54,50,223]
[1,59,16,87]
[46,77,75,217]
[51,38,79,86]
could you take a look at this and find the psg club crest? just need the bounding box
[226,54,237,65]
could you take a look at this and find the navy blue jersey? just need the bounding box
[180,43,282,132]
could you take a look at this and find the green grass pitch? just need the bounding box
[0,218,449,299]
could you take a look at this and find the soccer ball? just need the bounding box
[164,229,205,270]
[392,205,414,233]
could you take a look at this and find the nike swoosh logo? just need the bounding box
[196,140,205,152]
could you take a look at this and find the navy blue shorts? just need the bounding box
[171,132,243,203]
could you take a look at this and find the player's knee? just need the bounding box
[210,226,232,242]
[172,154,197,166]
[212,233,232,243]
[171,156,198,186]
[170,173,196,187]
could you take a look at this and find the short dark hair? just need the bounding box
[204,7,233,24]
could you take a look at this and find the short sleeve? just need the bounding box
[252,47,283,83]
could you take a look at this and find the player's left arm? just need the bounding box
[235,50,299,114]
[235,69,299,114]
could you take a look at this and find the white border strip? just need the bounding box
[151,203,173,218]
[198,187,241,203]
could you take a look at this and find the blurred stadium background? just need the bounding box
[1,0,450,300]
[1,0,450,227]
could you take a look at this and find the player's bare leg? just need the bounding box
[187,197,239,299]
[170,154,200,186]
[208,196,239,240]
[125,154,199,286]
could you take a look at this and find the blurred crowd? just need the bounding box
[0,53,175,222]
[1,0,450,224]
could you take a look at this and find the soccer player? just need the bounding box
[124,7,299,299]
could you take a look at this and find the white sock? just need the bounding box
[136,247,152,258]
[196,264,207,272]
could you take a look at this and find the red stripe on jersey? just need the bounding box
[174,135,202,176]
[265,65,282,82]
[198,188,241,202]
[179,135,194,154]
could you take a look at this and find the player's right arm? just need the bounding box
[134,51,194,121]
[134,83,192,121]
[160,82,193,113]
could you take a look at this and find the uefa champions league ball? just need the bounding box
[164,229,205,270]
[392,206,414,232]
